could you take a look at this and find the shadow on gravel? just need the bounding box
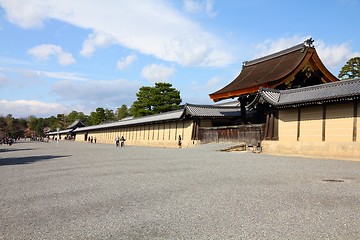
[0,148,36,153]
[0,155,70,166]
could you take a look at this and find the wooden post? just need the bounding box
[239,97,247,124]
[322,104,326,142]
[353,100,358,142]
[297,108,301,141]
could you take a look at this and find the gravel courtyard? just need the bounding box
[1,140,359,239]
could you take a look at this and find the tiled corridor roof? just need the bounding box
[184,103,241,117]
[259,78,360,107]
[72,104,241,132]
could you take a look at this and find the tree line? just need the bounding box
[0,82,182,139]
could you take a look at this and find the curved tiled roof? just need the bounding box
[259,78,360,107]
[184,103,241,117]
[67,119,86,129]
[73,109,184,132]
[72,104,241,133]
[209,40,338,102]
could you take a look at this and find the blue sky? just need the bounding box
[0,0,359,118]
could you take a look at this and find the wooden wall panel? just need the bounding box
[326,103,353,142]
[200,119,212,128]
[300,106,323,142]
[356,101,359,142]
[278,108,298,142]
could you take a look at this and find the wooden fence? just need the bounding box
[199,124,265,144]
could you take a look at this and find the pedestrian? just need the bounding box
[115,136,119,147]
[120,136,125,147]
[94,137,97,144]
[178,135,182,148]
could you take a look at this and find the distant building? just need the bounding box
[73,104,242,148]
[47,119,86,140]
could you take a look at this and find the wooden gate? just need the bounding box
[199,124,265,144]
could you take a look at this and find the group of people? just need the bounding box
[87,136,96,143]
[0,137,14,146]
[115,136,125,147]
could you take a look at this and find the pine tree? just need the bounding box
[131,83,182,117]
[338,57,360,80]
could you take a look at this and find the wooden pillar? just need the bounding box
[322,104,327,142]
[297,108,301,141]
[353,100,358,142]
[264,109,279,140]
[239,97,247,124]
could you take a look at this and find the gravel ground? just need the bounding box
[1,140,359,239]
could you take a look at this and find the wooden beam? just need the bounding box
[297,108,301,141]
[322,104,327,142]
[353,100,358,142]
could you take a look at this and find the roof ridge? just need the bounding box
[185,103,240,109]
[279,78,360,95]
[259,87,280,92]
[244,43,307,67]
[259,78,360,107]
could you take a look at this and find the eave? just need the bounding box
[209,41,339,102]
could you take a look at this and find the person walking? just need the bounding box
[120,136,125,147]
[115,136,120,147]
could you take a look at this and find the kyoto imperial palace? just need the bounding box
[210,38,359,160]
[50,39,360,160]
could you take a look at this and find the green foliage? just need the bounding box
[104,109,115,122]
[86,107,115,125]
[27,115,38,131]
[131,82,182,117]
[338,57,360,80]
[34,118,47,137]
[116,104,130,120]
[12,118,27,138]
[66,111,87,127]
[56,114,67,129]
[47,116,59,131]
[0,115,27,138]
[130,86,154,117]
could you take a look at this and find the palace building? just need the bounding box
[51,39,359,160]
[209,38,359,160]
[54,104,243,148]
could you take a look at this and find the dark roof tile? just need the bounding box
[259,78,360,107]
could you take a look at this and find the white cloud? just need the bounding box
[28,44,76,66]
[0,0,232,67]
[254,35,360,72]
[0,56,33,66]
[204,0,216,17]
[35,70,88,81]
[254,35,311,58]
[183,0,217,17]
[184,0,201,13]
[0,72,7,87]
[117,53,137,70]
[0,99,69,118]
[51,78,140,108]
[315,40,360,69]
[80,31,117,57]
[206,76,221,88]
[141,64,176,83]
[163,31,232,67]
[0,0,48,28]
